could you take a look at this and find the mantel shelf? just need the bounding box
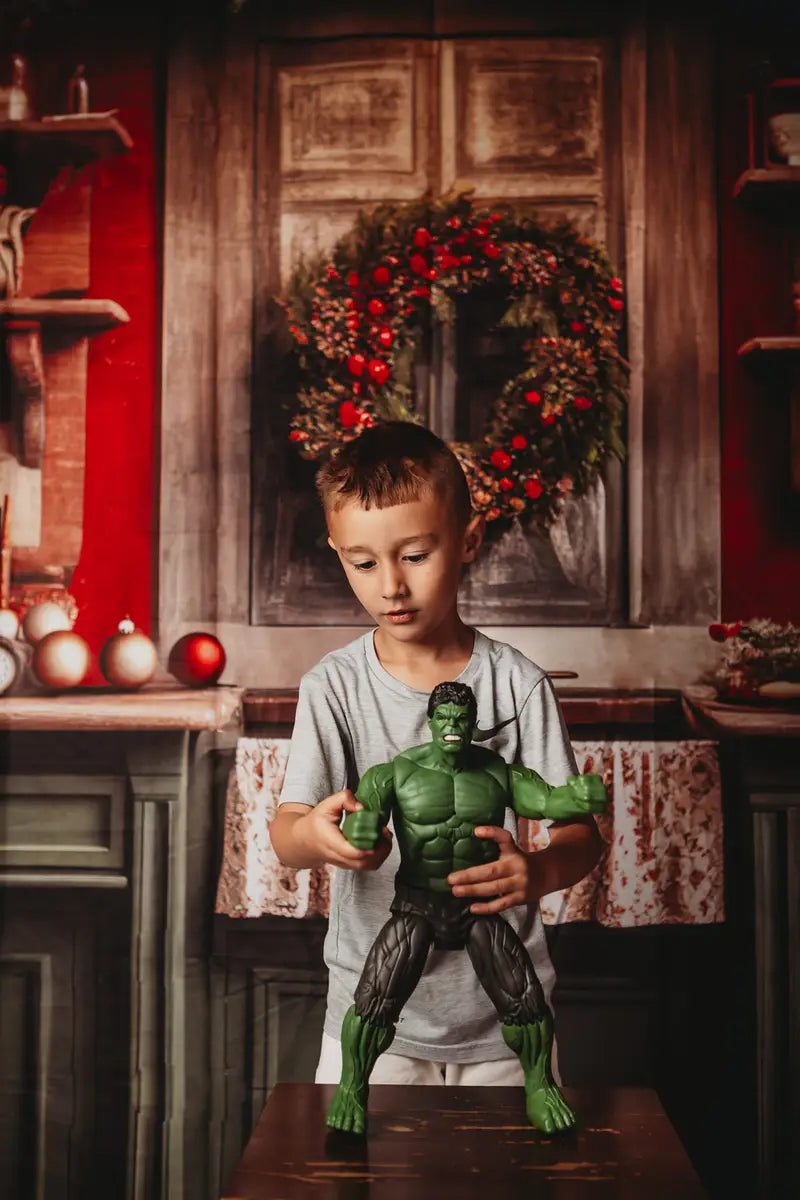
[0,298,130,329]
[733,167,800,212]
[0,115,133,207]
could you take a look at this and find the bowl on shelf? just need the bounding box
[767,111,800,165]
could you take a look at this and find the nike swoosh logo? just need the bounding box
[472,716,515,742]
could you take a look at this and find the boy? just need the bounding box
[270,421,603,1097]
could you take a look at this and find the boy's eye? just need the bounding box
[353,560,375,572]
[403,553,428,564]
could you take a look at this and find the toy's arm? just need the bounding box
[341,762,395,851]
[509,762,607,821]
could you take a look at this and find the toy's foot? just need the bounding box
[325,1084,368,1134]
[525,1083,576,1133]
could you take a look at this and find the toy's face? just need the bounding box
[428,702,474,756]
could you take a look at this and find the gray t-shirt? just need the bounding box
[278,628,578,1062]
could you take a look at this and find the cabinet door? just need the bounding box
[0,890,129,1200]
[251,35,624,626]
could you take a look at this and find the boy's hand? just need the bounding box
[447,826,541,915]
[298,790,392,871]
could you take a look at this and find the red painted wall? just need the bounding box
[719,39,800,623]
[27,15,162,680]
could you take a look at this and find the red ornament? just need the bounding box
[409,252,428,275]
[372,265,391,287]
[499,477,514,491]
[525,390,542,405]
[367,359,390,385]
[339,400,362,427]
[347,353,366,377]
[511,434,528,450]
[524,479,543,499]
[574,396,593,410]
[367,298,386,317]
[413,228,432,248]
[346,271,360,289]
[490,449,512,470]
[168,633,227,688]
[377,327,394,348]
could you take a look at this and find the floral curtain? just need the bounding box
[215,738,723,927]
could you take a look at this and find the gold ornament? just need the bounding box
[99,617,158,689]
[32,630,90,689]
[22,601,72,646]
[0,608,20,640]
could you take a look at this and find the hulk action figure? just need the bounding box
[326,681,607,1135]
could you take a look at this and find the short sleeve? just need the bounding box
[278,671,353,808]
[516,675,578,824]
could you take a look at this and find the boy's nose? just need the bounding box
[380,565,409,600]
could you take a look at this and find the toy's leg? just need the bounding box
[466,916,576,1133]
[326,912,432,1133]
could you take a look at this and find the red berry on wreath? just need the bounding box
[346,316,360,330]
[168,632,226,688]
[426,267,437,281]
[367,297,387,317]
[352,381,362,396]
[490,449,512,470]
[541,412,556,425]
[611,277,624,292]
[499,477,514,491]
[524,479,543,499]
[368,359,390,385]
[377,327,394,348]
[570,320,586,333]
[446,217,461,229]
[339,400,362,427]
[708,623,726,642]
[411,286,430,299]
[372,265,392,287]
[289,429,307,442]
[474,222,490,238]
[511,434,527,450]
[410,252,428,275]
[574,395,593,410]
[609,297,624,311]
[347,271,360,289]
[347,353,366,377]
[484,242,500,259]
[413,228,432,248]
[460,254,473,265]
[525,390,542,405]
[327,264,340,281]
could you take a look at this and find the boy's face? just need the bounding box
[326,488,483,646]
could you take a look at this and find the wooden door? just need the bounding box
[251,36,625,625]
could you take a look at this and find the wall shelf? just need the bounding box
[733,167,800,214]
[738,337,800,492]
[737,335,800,367]
[0,297,130,329]
[0,116,133,207]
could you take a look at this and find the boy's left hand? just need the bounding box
[447,826,540,914]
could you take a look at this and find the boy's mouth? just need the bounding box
[385,609,417,624]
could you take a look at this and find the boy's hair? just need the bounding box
[427,681,478,724]
[315,421,473,527]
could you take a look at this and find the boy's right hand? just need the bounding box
[298,790,392,870]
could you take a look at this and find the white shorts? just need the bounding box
[315,1031,527,1086]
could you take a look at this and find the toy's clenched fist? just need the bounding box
[342,808,385,851]
[542,773,607,822]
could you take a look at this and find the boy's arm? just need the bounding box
[509,762,607,821]
[341,762,395,852]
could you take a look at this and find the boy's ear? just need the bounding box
[461,512,485,563]
[327,535,337,551]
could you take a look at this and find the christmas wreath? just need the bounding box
[282,191,628,529]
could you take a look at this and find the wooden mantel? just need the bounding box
[0,685,243,731]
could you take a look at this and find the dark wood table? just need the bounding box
[222,1084,708,1199]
